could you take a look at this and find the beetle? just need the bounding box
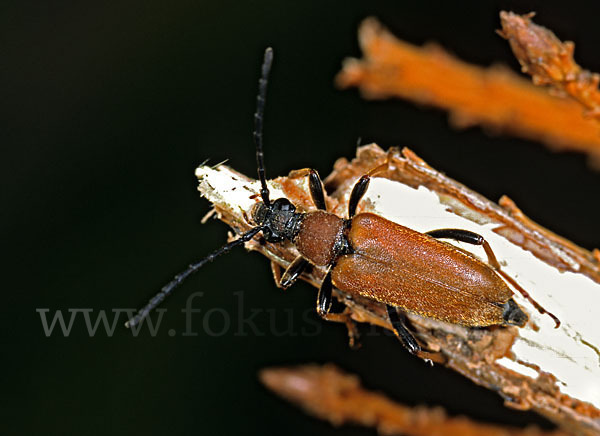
[126,47,558,354]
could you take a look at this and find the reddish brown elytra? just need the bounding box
[126,48,558,354]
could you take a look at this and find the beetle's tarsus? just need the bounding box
[386,305,421,355]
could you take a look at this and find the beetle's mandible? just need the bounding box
[126,48,559,354]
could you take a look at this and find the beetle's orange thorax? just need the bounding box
[294,211,346,266]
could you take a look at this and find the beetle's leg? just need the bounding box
[426,228,560,328]
[317,267,334,314]
[348,175,370,218]
[496,271,559,327]
[307,170,326,211]
[270,261,283,288]
[348,150,397,218]
[426,229,502,268]
[316,268,361,348]
[280,256,309,289]
[288,168,327,211]
[386,305,421,355]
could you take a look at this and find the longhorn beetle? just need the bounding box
[126,48,559,354]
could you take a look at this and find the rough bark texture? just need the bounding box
[336,17,600,163]
[499,12,600,123]
[196,144,600,436]
[260,364,571,436]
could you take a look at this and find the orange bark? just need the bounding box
[336,18,600,161]
[260,364,569,436]
[499,12,600,121]
[202,144,600,435]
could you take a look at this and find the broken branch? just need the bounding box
[336,18,600,162]
[260,364,570,436]
[499,11,600,122]
[196,144,600,435]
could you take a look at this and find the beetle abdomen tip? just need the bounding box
[502,298,528,327]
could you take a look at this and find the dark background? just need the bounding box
[4,1,600,435]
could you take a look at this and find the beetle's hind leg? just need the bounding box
[426,229,502,268]
[386,305,421,355]
[426,228,560,328]
[316,267,361,348]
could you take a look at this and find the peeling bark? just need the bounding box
[260,364,570,436]
[336,17,600,163]
[196,144,600,435]
[499,12,600,123]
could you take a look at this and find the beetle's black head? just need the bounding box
[252,198,303,243]
[502,298,528,327]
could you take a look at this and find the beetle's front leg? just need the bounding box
[270,256,309,289]
[281,256,309,289]
[270,261,283,288]
[316,267,360,348]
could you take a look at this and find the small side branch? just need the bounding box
[499,12,600,122]
[336,17,600,162]
[196,144,600,435]
[260,364,570,436]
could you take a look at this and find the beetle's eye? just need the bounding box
[272,198,295,213]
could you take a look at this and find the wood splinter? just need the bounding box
[195,144,600,435]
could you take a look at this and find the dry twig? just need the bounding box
[260,364,570,436]
[336,18,600,162]
[196,144,600,435]
[499,12,600,122]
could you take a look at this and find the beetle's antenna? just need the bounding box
[254,47,273,207]
[126,226,263,328]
